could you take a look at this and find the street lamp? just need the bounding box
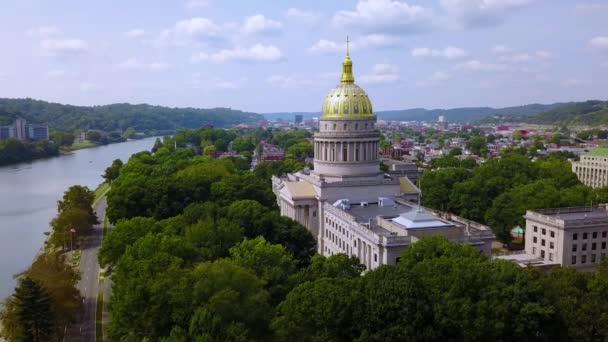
[70,228,76,251]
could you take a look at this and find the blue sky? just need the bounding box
[0,0,607,113]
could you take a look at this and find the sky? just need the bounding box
[0,0,607,113]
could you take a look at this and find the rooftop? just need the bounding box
[586,148,608,157]
[528,205,608,222]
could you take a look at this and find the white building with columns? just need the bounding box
[272,45,494,270]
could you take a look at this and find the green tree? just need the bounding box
[272,278,360,342]
[187,260,272,340]
[86,130,102,142]
[203,144,217,156]
[231,137,255,153]
[297,254,365,282]
[285,141,313,161]
[98,217,159,267]
[50,207,93,249]
[28,252,82,341]
[419,168,471,212]
[57,185,96,223]
[124,127,136,139]
[466,135,487,157]
[229,237,298,303]
[102,158,123,184]
[13,277,54,342]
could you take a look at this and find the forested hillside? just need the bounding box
[524,100,608,126]
[0,98,262,132]
[263,103,566,123]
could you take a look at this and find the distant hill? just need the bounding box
[522,100,608,126]
[0,98,262,132]
[262,103,566,123]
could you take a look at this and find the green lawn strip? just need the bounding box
[66,141,99,151]
[96,292,103,342]
[93,183,111,207]
[102,214,109,237]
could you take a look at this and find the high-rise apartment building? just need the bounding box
[0,118,49,141]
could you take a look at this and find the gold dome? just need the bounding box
[321,38,373,118]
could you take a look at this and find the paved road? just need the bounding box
[67,197,106,342]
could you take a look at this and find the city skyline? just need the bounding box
[0,0,607,112]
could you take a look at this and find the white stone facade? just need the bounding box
[524,206,608,270]
[572,152,608,188]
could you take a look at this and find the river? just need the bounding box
[0,137,156,299]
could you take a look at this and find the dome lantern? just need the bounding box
[321,37,374,118]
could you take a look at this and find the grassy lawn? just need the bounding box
[66,141,99,151]
[71,250,81,267]
[93,182,111,208]
[102,214,109,237]
[96,292,103,342]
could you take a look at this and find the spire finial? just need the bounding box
[346,35,350,57]
[340,35,354,84]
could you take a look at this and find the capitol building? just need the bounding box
[272,44,494,270]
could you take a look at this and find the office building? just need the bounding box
[572,148,608,188]
[0,118,49,141]
[523,206,608,270]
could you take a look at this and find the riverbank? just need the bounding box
[0,137,156,300]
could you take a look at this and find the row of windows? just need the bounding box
[532,237,555,249]
[533,226,555,237]
[572,242,607,252]
[573,231,608,240]
[532,227,608,241]
[323,122,372,131]
[572,253,606,265]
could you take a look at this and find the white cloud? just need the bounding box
[333,0,436,33]
[186,0,210,9]
[40,38,87,56]
[411,46,467,59]
[213,77,247,89]
[125,29,146,39]
[561,78,592,87]
[356,34,401,49]
[498,53,532,63]
[309,39,343,54]
[267,75,315,88]
[191,44,283,63]
[590,36,608,50]
[80,82,99,92]
[156,17,222,46]
[309,34,400,54]
[492,44,511,54]
[26,26,61,38]
[285,8,321,25]
[417,70,451,86]
[535,50,553,59]
[242,14,282,35]
[46,69,76,78]
[360,63,400,84]
[440,0,535,28]
[332,0,535,34]
[115,58,170,71]
[455,59,507,72]
[576,3,606,12]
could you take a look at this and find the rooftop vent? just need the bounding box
[378,197,395,207]
[333,199,351,210]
